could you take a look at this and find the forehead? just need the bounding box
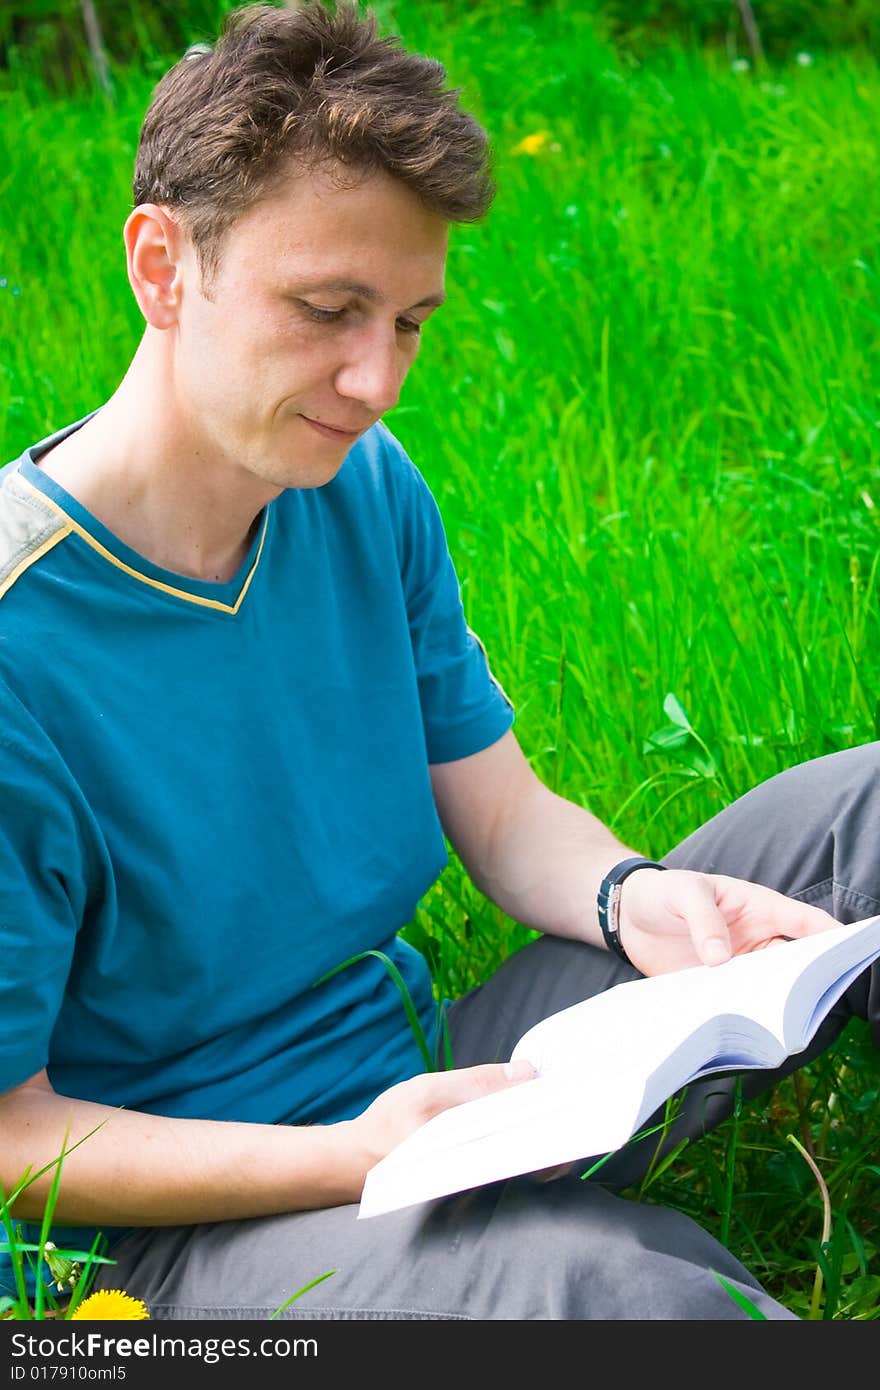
[221,161,449,296]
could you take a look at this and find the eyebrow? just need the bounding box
[297,278,446,310]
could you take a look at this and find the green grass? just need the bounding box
[0,1127,116,1321]
[1,0,878,1320]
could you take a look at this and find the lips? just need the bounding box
[301,415,363,441]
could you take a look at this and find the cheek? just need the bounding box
[258,315,337,370]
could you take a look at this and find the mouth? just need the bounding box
[300,416,364,442]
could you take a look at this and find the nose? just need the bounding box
[333,327,408,415]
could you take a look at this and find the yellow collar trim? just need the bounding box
[16,475,268,615]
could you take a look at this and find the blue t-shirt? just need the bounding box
[0,413,514,1295]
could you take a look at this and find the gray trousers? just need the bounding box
[94,743,880,1320]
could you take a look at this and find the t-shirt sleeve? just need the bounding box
[384,429,515,764]
[0,686,95,1093]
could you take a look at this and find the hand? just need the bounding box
[617,868,840,976]
[348,1060,536,1189]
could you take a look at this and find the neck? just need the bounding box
[38,333,280,583]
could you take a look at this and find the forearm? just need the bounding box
[467,779,640,948]
[0,1079,362,1227]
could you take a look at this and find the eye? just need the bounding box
[299,302,345,323]
[396,317,422,336]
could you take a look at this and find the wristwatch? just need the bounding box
[597,857,667,967]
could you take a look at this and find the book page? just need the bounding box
[358,916,880,1220]
[679,916,880,1049]
[358,1070,647,1219]
[511,916,880,1079]
[781,919,880,1048]
[510,959,732,1079]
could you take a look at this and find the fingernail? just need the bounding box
[703,939,730,966]
[505,1060,536,1082]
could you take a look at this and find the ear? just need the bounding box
[123,204,191,329]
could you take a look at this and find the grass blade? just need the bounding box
[711,1270,769,1320]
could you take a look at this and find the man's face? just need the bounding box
[170,163,449,492]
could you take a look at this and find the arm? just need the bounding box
[429,730,839,974]
[430,729,637,952]
[0,1062,535,1227]
[1,1068,359,1226]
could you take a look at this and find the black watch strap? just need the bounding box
[597,857,667,967]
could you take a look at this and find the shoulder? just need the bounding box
[0,452,70,605]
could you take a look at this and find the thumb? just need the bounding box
[463,1058,537,1094]
[426,1059,536,1117]
[505,1059,537,1083]
[691,905,732,966]
[672,874,732,966]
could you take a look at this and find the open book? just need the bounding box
[358,915,880,1219]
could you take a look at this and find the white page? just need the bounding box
[358,1071,646,1219]
[510,958,724,1079]
[511,916,880,1080]
[686,918,880,1046]
[359,983,728,1220]
[358,916,880,1220]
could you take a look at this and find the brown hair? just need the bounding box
[133,0,494,282]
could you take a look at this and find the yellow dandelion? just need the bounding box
[70,1289,150,1320]
[511,130,552,157]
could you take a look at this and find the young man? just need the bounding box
[0,1,876,1320]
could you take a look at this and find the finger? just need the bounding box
[765,898,840,940]
[663,872,733,966]
[418,1059,536,1120]
[710,875,840,947]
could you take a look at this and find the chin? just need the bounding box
[272,457,348,491]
